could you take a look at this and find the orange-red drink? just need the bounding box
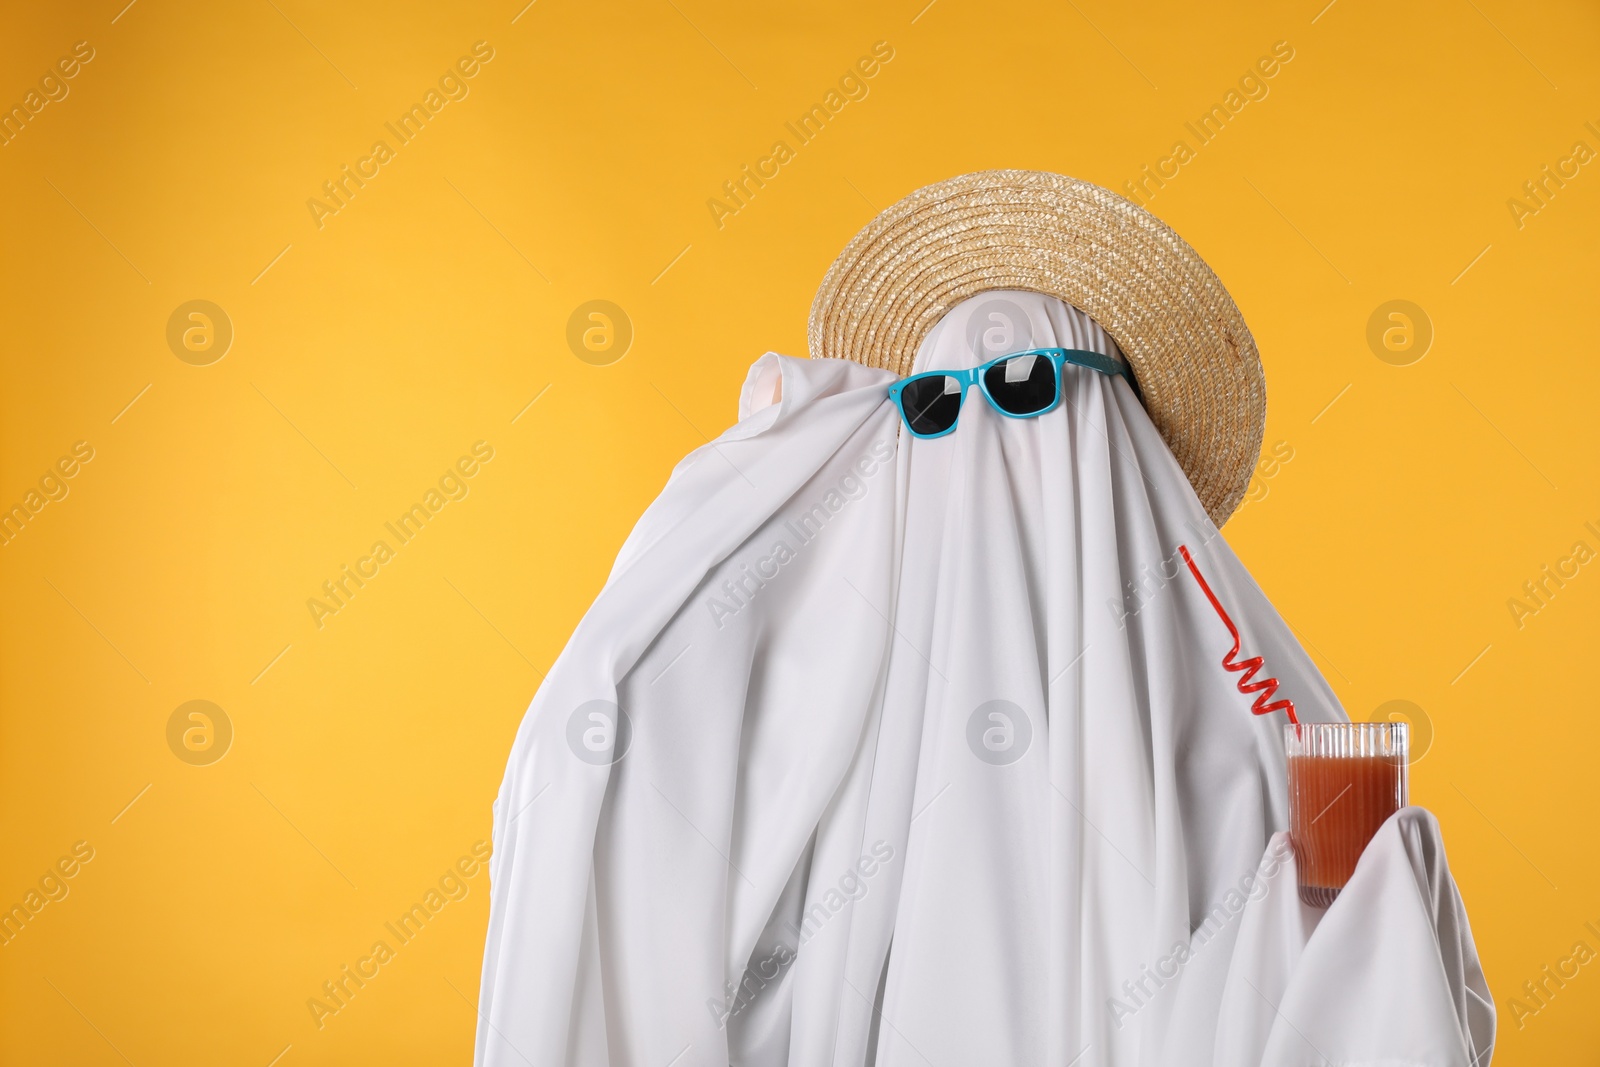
[1285,723,1408,907]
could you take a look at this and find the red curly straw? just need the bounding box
[1178,544,1299,725]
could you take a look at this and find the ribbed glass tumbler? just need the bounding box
[1285,722,1409,908]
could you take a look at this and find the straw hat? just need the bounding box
[808,169,1265,527]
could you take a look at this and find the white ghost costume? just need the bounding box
[474,292,1494,1066]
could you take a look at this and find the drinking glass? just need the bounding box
[1285,722,1409,907]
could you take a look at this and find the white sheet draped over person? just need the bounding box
[475,171,1495,1066]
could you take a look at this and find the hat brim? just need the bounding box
[807,169,1265,527]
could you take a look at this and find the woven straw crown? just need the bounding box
[807,169,1265,526]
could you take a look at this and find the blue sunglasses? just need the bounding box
[888,348,1138,440]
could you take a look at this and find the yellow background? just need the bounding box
[2,0,1597,1063]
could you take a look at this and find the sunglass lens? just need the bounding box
[984,354,1058,415]
[900,375,963,436]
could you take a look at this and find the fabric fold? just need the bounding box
[476,352,901,1067]
[1216,809,1495,1066]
